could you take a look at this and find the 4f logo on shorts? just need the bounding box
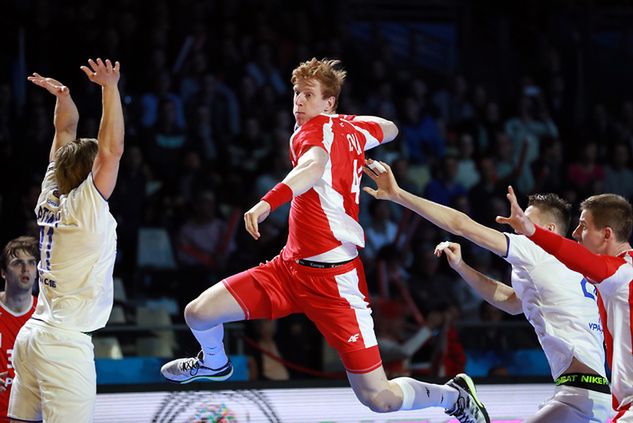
[347,333,360,343]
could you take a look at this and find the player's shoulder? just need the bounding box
[293,115,332,142]
[299,114,331,131]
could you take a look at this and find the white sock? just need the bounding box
[393,377,459,410]
[191,324,228,368]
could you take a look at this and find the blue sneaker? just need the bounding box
[161,351,233,384]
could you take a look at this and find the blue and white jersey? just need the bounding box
[33,162,117,332]
[504,233,606,380]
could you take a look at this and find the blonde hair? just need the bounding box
[54,138,99,195]
[291,58,347,112]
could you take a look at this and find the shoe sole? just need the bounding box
[164,366,234,384]
[455,373,490,423]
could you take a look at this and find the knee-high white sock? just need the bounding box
[191,324,228,368]
[393,377,459,410]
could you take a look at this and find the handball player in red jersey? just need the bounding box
[0,236,37,421]
[162,58,489,422]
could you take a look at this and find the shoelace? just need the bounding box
[179,357,201,372]
[450,397,479,423]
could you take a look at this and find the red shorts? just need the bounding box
[223,255,381,374]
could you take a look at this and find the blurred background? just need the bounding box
[0,0,630,404]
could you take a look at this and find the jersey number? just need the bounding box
[580,278,597,301]
[351,159,363,204]
[40,226,54,271]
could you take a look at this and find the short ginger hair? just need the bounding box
[291,58,347,112]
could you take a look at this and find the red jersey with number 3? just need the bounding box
[0,296,36,418]
[282,114,384,261]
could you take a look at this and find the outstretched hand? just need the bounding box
[495,186,535,236]
[434,241,463,270]
[80,58,120,87]
[362,159,400,201]
[27,73,70,97]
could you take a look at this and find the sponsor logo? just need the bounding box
[347,333,360,343]
[588,322,603,333]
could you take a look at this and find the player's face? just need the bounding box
[293,79,334,126]
[1,250,37,292]
[572,210,607,254]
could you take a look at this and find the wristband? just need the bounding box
[261,182,293,212]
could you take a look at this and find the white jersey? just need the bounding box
[33,162,117,332]
[504,233,606,379]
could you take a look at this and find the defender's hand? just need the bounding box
[434,241,464,270]
[80,58,121,87]
[495,186,535,236]
[362,159,400,201]
[27,73,70,97]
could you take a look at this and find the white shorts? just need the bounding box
[8,319,96,423]
[524,385,612,423]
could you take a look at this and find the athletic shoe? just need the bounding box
[161,351,233,384]
[445,373,490,423]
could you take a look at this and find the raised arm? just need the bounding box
[349,115,399,144]
[27,73,79,161]
[244,146,328,240]
[80,58,124,200]
[363,160,508,256]
[435,241,522,315]
[496,185,619,283]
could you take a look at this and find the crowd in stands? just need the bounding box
[2,0,633,379]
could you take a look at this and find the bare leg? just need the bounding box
[185,282,245,330]
[346,366,458,413]
[182,282,246,367]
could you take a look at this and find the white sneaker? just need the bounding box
[161,351,233,384]
[445,373,490,423]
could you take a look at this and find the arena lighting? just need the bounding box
[94,383,617,422]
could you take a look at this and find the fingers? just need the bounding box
[0,370,7,392]
[366,159,387,174]
[83,58,119,73]
[363,159,389,178]
[243,213,260,240]
[27,73,69,95]
[362,186,377,198]
[434,240,451,257]
[495,216,510,225]
[506,185,519,207]
[80,65,94,80]
[362,165,379,180]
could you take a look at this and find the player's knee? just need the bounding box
[184,300,206,328]
[364,396,399,413]
[356,391,399,413]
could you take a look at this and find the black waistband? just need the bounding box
[555,373,610,394]
[296,258,355,268]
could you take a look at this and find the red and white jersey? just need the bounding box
[282,114,385,262]
[0,296,36,418]
[530,226,633,412]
